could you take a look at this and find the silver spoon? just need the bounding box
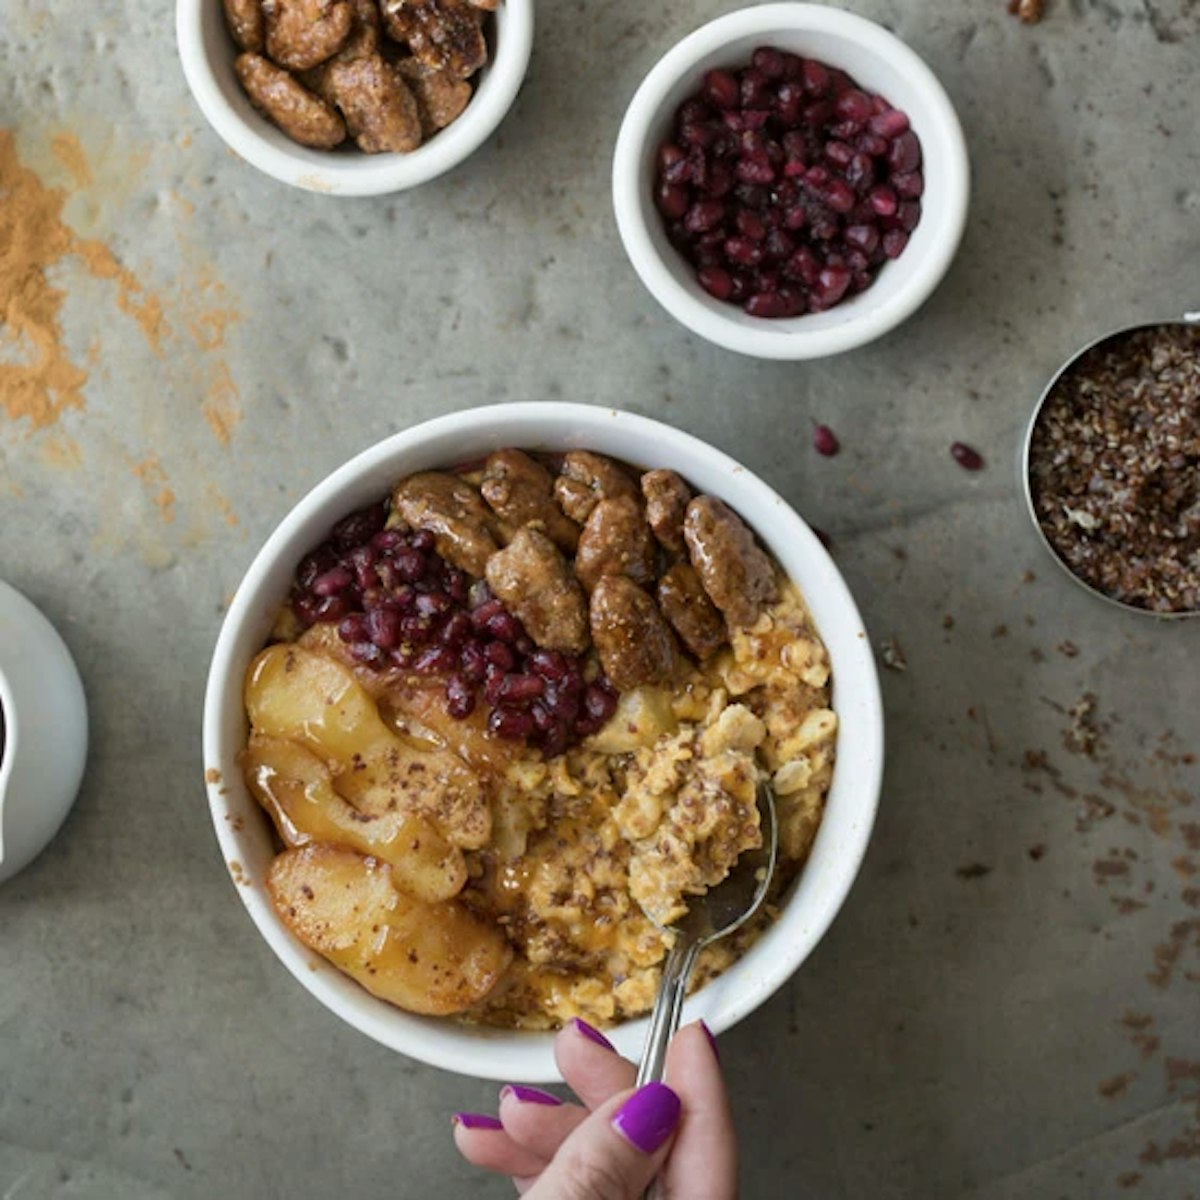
[635,779,779,1088]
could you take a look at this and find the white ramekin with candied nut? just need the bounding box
[177,0,532,195]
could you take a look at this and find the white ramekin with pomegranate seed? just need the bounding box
[613,3,970,360]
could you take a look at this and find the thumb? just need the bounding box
[524,1082,682,1200]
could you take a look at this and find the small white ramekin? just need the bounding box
[177,0,533,196]
[613,3,970,360]
[202,403,884,1081]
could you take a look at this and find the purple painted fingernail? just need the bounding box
[570,1017,615,1052]
[699,1019,720,1062]
[500,1084,562,1106]
[452,1112,503,1131]
[611,1083,681,1154]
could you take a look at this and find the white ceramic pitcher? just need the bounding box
[0,580,88,883]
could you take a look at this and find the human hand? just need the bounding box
[452,1018,737,1199]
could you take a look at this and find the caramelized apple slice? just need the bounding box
[268,844,512,1015]
[245,644,490,848]
[243,735,466,903]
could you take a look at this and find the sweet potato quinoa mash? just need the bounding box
[241,449,837,1028]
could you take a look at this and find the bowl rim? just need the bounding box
[175,0,534,196]
[203,402,885,1080]
[611,1,970,360]
[1020,312,1200,620]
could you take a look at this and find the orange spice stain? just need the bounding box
[203,360,242,447]
[0,128,166,429]
[37,433,83,470]
[131,454,177,524]
[207,483,240,528]
[50,132,93,188]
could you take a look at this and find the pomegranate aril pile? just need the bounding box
[288,503,618,756]
[655,46,924,319]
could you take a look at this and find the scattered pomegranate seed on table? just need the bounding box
[812,424,840,456]
[951,442,985,470]
[656,46,923,319]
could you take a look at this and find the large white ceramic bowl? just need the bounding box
[613,3,970,359]
[203,403,884,1081]
[177,0,533,196]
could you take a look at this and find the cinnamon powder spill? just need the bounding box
[131,454,177,524]
[0,129,165,428]
[50,132,93,188]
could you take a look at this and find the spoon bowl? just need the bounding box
[635,780,779,1087]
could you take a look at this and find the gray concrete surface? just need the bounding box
[2,1,1199,1197]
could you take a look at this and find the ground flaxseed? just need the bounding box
[1028,323,1200,613]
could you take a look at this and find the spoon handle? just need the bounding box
[635,932,703,1087]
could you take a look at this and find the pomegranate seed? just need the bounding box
[763,228,796,262]
[314,594,350,622]
[751,46,786,79]
[697,265,733,300]
[724,236,765,267]
[331,505,385,549]
[803,164,830,192]
[784,246,820,284]
[887,130,921,173]
[348,641,385,666]
[882,229,909,258]
[657,182,690,219]
[371,529,404,552]
[836,89,872,124]
[856,132,889,158]
[824,140,853,167]
[312,567,352,597]
[439,611,472,647]
[824,179,856,212]
[706,161,734,197]
[703,68,740,109]
[735,208,767,240]
[413,646,456,675]
[659,142,686,173]
[869,108,909,139]
[684,200,726,234]
[497,674,545,704]
[415,591,452,618]
[828,119,863,141]
[735,156,775,184]
[868,185,899,216]
[739,70,771,108]
[459,641,487,681]
[338,614,370,643]
[775,81,804,124]
[893,170,924,199]
[783,204,808,230]
[951,442,985,471]
[813,424,840,456]
[367,606,402,650]
[801,59,831,96]
[514,635,536,658]
[678,99,710,126]
[410,529,436,553]
[484,641,515,671]
[445,675,476,719]
[745,292,791,318]
[845,153,875,192]
[781,52,803,80]
[803,100,834,128]
[815,265,852,306]
[400,614,434,643]
[844,223,880,255]
[488,707,535,741]
[485,611,521,642]
[897,200,922,232]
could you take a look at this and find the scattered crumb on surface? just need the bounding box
[1098,1072,1136,1099]
[880,637,907,671]
[1058,640,1080,658]
[205,767,222,784]
[956,862,993,880]
[1028,844,1047,861]
[1009,0,1044,22]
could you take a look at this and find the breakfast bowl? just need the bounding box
[203,403,884,1081]
[612,3,970,360]
[177,0,533,197]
